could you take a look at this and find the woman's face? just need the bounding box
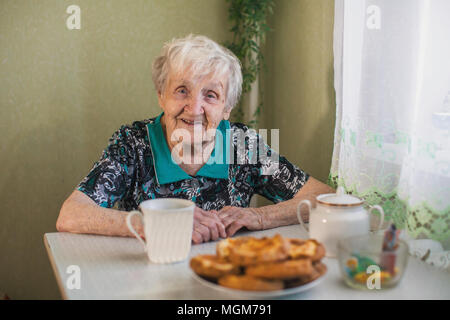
[158,70,231,151]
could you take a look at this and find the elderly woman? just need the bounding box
[57,34,334,244]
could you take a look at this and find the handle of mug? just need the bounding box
[297,199,311,233]
[126,210,146,250]
[369,205,385,231]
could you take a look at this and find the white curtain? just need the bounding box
[331,0,450,259]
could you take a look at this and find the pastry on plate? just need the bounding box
[245,258,313,280]
[218,274,284,291]
[284,262,328,288]
[190,254,240,280]
[287,238,326,262]
[191,234,327,292]
[219,234,290,266]
[216,236,251,260]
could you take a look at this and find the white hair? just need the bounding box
[152,34,243,110]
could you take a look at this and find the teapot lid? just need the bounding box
[317,186,364,207]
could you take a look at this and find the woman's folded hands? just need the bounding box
[192,206,263,244]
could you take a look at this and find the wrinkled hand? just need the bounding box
[217,206,263,237]
[192,207,227,244]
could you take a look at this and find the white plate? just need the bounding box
[190,270,326,298]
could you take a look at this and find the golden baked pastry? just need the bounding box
[224,234,290,266]
[288,238,325,262]
[245,258,313,280]
[190,254,240,279]
[190,235,327,292]
[284,262,328,288]
[218,275,284,291]
[314,261,327,275]
[216,237,251,261]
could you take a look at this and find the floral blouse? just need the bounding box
[77,113,310,211]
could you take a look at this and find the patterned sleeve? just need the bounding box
[251,133,310,203]
[77,126,136,208]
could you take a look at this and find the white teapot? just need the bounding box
[297,187,385,257]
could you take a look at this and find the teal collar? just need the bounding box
[146,113,230,185]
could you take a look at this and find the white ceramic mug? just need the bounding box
[126,198,195,263]
[296,188,384,258]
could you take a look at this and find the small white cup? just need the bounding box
[126,198,195,263]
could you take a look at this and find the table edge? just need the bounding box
[43,234,68,300]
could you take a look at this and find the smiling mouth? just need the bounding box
[180,118,204,126]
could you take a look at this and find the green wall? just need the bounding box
[0,0,231,300]
[262,0,335,182]
[0,0,335,299]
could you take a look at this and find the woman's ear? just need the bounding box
[223,108,231,121]
[157,91,164,108]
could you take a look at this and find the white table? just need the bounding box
[44,225,450,300]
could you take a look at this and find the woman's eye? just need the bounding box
[206,92,218,99]
[176,87,187,95]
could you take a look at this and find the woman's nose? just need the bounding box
[184,95,204,115]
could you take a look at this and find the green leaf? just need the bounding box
[223,0,275,127]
